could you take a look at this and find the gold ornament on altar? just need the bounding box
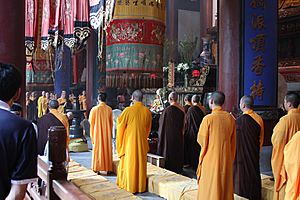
[167,61,175,88]
[189,65,210,87]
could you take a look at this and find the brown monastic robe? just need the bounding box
[37,113,65,155]
[184,105,205,170]
[183,104,191,166]
[157,105,185,174]
[233,114,261,200]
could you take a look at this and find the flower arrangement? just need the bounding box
[176,63,190,72]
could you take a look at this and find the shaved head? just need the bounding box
[285,92,300,108]
[192,95,200,104]
[132,90,143,102]
[184,94,192,102]
[49,100,59,109]
[168,92,178,102]
[211,91,225,106]
[241,95,254,109]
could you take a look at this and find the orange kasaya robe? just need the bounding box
[116,101,152,193]
[79,95,87,110]
[89,102,113,172]
[197,106,236,200]
[284,131,300,200]
[79,95,87,118]
[37,96,46,118]
[271,108,300,200]
[42,98,49,115]
[57,97,66,113]
[49,108,70,161]
[243,109,264,149]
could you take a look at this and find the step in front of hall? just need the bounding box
[68,160,141,199]
[112,154,274,200]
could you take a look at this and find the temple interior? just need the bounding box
[0,0,300,199]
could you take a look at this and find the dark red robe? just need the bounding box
[184,106,205,170]
[37,113,64,155]
[157,105,185,173]
[233,114,261,200]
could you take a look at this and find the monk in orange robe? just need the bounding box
[284,131,300,200]
[42,92,50,115]
[89,93,113,173]
[271,92,300,200]
[197,91,236,200]
[116,90,152,193]
[57,90,67,113]
[37,91,46,118]
[79,90,87,118]
[38,100,70,160]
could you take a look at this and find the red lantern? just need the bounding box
[192,70,200,77]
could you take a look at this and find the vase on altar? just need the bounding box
[200,37,212,67]
[184,73,188,87]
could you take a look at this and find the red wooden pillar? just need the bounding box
[200,0,212,50]
[86,31,96,116]
[0,0,25,108]
[218,0,241,112]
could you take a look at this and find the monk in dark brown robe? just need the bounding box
[233,96,261,200]
[183,94,192,113]
[37,100,67,155]
[184,95,205,170]
[157,92,185,174]
[183,94,192,166]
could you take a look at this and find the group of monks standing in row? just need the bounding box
[88,89,300,200]
[26,90,87,121]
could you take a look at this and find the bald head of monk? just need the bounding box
[284,91,300,111]
[209,91,225,109]
[240,95,254,112]
[49,99,59,109]
[192,95,200,105]
[131,90,143,102]
[168,92,178,104]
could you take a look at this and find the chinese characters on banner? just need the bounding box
[117,0,163,8]
[243,0,277,106]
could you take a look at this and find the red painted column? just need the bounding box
[0,0,25,108]
[218,0,241,112]
[200,0,212,50]
[86,31,96,116]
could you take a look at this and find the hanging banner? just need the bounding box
[106,0,166,89]
[25,0,37,55]
[242,0,277,107]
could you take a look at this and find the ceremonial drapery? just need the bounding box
[25,0,37,55]
[105,0,166,88]
[41,0,90,52]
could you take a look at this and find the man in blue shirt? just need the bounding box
[0,62,37,200]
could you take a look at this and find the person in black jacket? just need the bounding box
[0,62,37,200]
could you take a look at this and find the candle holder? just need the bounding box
[66,83,88,152]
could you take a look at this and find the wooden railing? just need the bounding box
[26,126,91,200]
